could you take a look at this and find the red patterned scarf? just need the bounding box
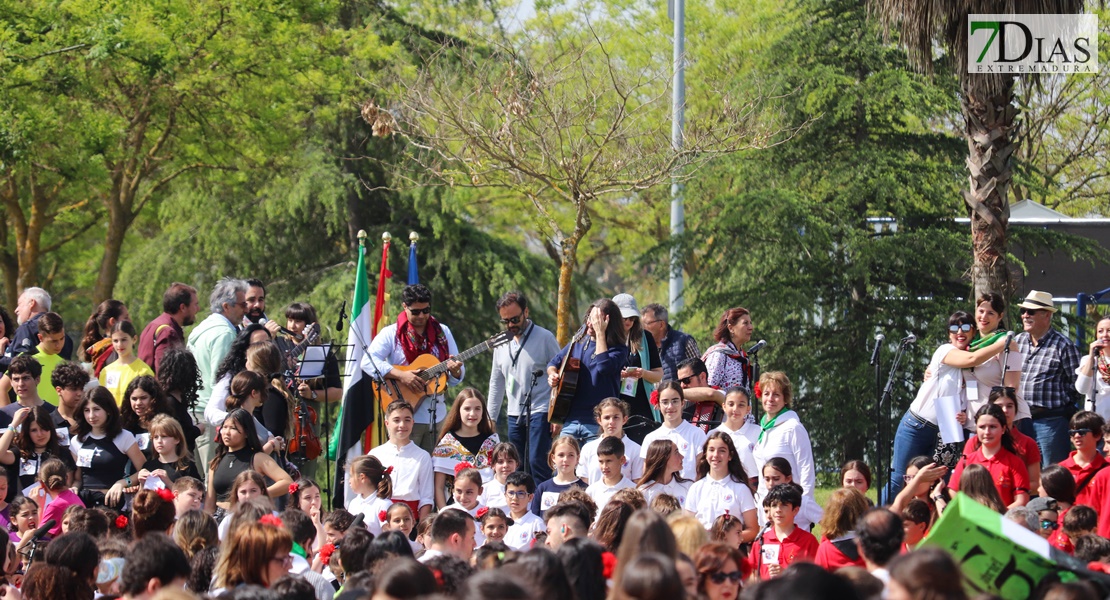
[396,311,450,364]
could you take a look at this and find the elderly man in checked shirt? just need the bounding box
[1016,291,1082,466]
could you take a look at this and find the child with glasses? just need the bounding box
[502,471,543,550]
[1059,410,1106,506]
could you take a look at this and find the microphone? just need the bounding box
[350,512,366,530]
[336,300,347,332]
[532,368,544,379]
[870,334,885,366]
[258,317,297,338]
[901,334,917,345]
[31,519,55,541]
[1004,331,1015,347]
[748,340,768,354]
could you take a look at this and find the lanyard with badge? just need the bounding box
[505,322,534,403]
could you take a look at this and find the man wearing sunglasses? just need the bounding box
[1015,290,1082,465]
[368,284,464,452]
[487,291,560,481]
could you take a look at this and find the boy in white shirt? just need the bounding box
[367,401,434,520]
[641,382,707,481]
[585,436,635,510]
[578,398,643,484]
[502,471,544,550]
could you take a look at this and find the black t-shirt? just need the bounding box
[255,388,289,440]
[141,457,202,483]
[454,433,492,456]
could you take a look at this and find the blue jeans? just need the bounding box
[883,411,940,505]
[510,412,553,483]
[560,421,599,446]
[1032,414,1071,466]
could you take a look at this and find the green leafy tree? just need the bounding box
[686,0,970,470]
[0,0,391,306]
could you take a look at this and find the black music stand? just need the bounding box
[295,344,333,501]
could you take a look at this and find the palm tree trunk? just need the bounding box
[962,77,1016,299]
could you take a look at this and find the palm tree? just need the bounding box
[870,0,1085,298]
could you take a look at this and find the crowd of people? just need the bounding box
[0,280,1106,599]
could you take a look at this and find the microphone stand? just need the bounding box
[522,369,542,479]
[749,347,762,423]
[871,337,883,497]
[881,337,914,503]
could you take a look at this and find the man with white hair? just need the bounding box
[186,276,249,480]
[2,287,74,370]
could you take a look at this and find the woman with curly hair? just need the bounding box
[156,347,203,450]
[119,375,173,455]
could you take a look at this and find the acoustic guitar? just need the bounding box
[548,327,587,425]
[375,330,513,412]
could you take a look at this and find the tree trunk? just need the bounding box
[962,78,1016,299]
[93,198,130,303]
[555,237,578,345]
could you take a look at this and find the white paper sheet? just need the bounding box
[935,395,964,444]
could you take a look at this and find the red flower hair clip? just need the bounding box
[454,461,476,476]
[476,507,489,520]
[433,569,445,587]
[649,389,660,408]
[318,543,336,565]
[601,552,618,580]
[378,510,389,522]
[260,514,284,528]
[289,482,300,495]
[753,381,762,399]
[156,488,175,502]
[115,515,129,529]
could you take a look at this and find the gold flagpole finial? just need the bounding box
[382,231,392,244]
[409,231,419,243]
[357,230,367,246]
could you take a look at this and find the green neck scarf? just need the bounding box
[969,330,1006,350]
[292,542,307,559]
[758,411,783,443]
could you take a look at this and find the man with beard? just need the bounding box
[368,284,464,451]
[487,291,560,481]
[139,283,200,375]
[244,278,283,338]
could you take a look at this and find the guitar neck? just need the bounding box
[421,340,493,379]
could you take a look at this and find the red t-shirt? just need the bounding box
[1049,507,1073,554]
[748,525,820,580]
[962,429,1040,468]
[1088,469,1110,539]
[950,446,1029,506]
[814,536,865,571]
[1059,451,1108,506]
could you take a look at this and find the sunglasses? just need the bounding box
[500,314,523,325]
[948,323,973,333]
[678,375,696,386]
[407,307,431,315]
[1040,520,1059,531]
[709,570,743,584]
[1069,428,1093,437]
[1020,308,1043,315]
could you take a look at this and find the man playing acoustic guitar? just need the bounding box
[368,284,464,452]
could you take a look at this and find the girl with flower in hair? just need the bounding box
[346,455,393,535]
[442,463,486,546]
[130,487,177,539]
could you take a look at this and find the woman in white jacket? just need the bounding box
[1076,316,1110,426]
[751,371,818,524]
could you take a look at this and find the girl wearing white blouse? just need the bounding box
[1076,316,1110,428]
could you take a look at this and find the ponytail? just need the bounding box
[350,455,393,499]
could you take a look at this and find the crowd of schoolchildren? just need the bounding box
[6,285,1110,600]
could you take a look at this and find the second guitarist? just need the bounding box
[368,284,464,453]
[546,299,629,445]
